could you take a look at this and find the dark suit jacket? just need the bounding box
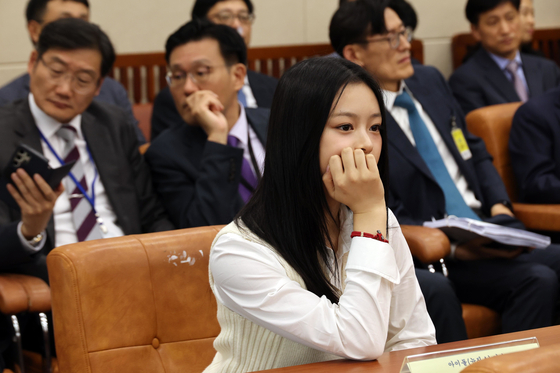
[510,86,560,203]
[145,108,269,229]
[0,73,146,143]
[150,70,277,140]
[448,48,560,115]
[387,65,511,226]
[0,99,174,282]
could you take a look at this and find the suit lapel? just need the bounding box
[245,108,269,146]
[522,54,543,98]
[405,76,459,161]
[406,73,484,200]
[80,110,127,230]
[475,49,520,102]
[247,70,265,108]
[386,111,436,183]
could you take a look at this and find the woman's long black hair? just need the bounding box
[237,57,389,303]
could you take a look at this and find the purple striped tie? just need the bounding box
[505,60,528,102]
[228,135,258,202]
[57,125,103,242]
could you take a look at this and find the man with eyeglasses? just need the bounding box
[0,0,146,144]
[331,0,560,343]
[150,0,277,140]
[449,0,560,115]
[0,18,174,370]
[145,19,269,230]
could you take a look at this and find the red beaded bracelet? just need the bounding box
[350,230,388,243]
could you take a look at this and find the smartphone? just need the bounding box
[0,144,75,209]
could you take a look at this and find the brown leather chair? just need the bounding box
[401,226,501,339]
[47,226,223,373]
[466,103,560,232]
[0,274,55,373]
[132,103,153,142]
[460,344,560,372]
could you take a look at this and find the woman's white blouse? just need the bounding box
[210,208,436,360]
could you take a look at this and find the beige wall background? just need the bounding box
[1,0,559,87]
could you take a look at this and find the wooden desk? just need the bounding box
[264,326,560,372]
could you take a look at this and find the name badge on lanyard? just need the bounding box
[450,115,472,160]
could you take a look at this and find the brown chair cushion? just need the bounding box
[461,344,560,372]
[47,226,224,373]
[462,304,501,339]
[401,225,450,263]
[466,103,560,231]
[0,274,50,314]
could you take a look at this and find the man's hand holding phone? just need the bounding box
[7,168,64,239]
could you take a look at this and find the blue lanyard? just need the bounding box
[38,129,99,211]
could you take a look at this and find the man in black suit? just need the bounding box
[150,0,277,140]
[0,0,146,144]
[0,19,174,370]
[449,0,560,115]
[331,0,560,342]
[146,20,269,229]
[510,86,560,204]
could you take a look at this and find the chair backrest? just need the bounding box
[247,43,334,79]
[47,226,224,373]
[452,28,560,70]
[132,103,153,141]
[451,33,477,71]
[465,102,522,202]
[110,53,168,104]
[532,28,560,67]
[111,41,426,104]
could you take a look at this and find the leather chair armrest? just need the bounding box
[513,203,560,232]
[400,225,450,263]
[0,274,51,314]
[461,344,560,373]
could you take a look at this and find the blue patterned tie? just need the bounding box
[237,89,247,107]
[394,91,480,220]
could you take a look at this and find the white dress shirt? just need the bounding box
[22,93,124,250]
[383,83,482,210]
[228,103,266,175]
[210,208,436,359]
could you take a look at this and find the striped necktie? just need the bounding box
[394,91,480,220]
[227,135,258,202]
[505,60,528,102]
[56,125,103,241]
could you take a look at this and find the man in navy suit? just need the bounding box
[331,0,560,342]
[146,20,269,229]
[0,0,146,144]
[510,86,560,204]
[449,0,560,115]
[150,0,277,140]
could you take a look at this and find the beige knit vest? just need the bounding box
[203,222,341,373]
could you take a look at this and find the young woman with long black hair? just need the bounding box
[204,57,436,372]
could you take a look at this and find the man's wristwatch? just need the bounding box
[27,233,44,247]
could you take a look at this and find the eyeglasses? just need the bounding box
[209,11,255,25]
[39,57,99,94]
[166,64,226,88]
[360,27,414,50]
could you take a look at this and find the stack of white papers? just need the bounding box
[423,216,551,249]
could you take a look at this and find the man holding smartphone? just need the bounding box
[0,18,173,370]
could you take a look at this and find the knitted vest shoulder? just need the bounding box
[203,221,340,373]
